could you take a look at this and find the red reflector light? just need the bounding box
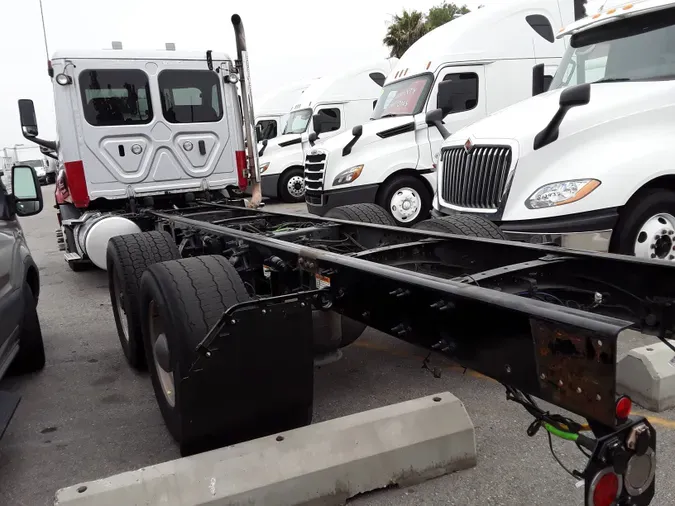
[592,471,619,506]
[64,161,90,208]
[616,396,632,420]
[235,150,248,191]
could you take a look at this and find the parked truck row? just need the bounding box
[8,1,674,504]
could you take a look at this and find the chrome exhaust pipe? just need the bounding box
[231,14,262,207]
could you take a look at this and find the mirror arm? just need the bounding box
[433,120,451,140]
[22,132,57,153]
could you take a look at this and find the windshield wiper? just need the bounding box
[593,77,632,84]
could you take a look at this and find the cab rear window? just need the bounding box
[158,70,223,124]
[79,69,152,126]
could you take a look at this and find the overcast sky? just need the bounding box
[0,0,603,148]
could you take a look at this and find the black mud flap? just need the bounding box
[0,391,21,440]
[178,295,314,455]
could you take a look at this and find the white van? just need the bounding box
[304,0,583,225]
[256,58,397,202]
[255,80,316,142]
[19,47,247,270]
[434,0,675,261]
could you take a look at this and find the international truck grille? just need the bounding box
[304,152,326,193]
[440,146,512,209]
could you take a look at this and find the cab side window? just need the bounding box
[315,108,341,132]
[437,72,479,114]
[79,69,152,126]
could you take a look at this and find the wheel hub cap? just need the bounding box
[390,187,421,223]
[634,213,675,261]
[287,176,305,198]
[149,300,175,408]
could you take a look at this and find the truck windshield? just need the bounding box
[550,8,675,89]
[282,109,312,135]
[371,74,434,119]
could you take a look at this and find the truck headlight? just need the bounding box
[333,165,364,186]
[526,179,601,209]
[260,162,270,174]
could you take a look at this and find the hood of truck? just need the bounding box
[448,82,675,155]
[441,80,675,221]
[314,116,417,155]
[259,133,302,159]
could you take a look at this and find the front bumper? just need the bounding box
[501,208,619,252]
[260,174,280,199]
[305,184,379,216]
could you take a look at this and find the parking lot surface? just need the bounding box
[1,186,675,506]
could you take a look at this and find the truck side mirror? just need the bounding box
[18,99,39,137]
[559,83,591,107]
[11,165,43,217]
[425,108,451,140]
[312,114,331,135]
[437,80,454,116]
[255,124,263,141]
[532,64,546,96]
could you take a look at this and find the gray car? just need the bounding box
[0,165,45,439]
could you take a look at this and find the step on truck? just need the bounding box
[21,14,671,506]
[302,0,586,226]
[433,0,675,263]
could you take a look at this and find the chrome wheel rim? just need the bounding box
[634,213,675,261]
[112,271,129,343]
[390,187,421,223]
[287,175,305,198]
[148,300,175,408]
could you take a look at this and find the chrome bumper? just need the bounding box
[502,229,612,253]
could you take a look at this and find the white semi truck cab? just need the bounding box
[435,0,675,260]
[17,44,258,271]
[255,80,316,142]
[256,58,396,203]
[303,0,584,226]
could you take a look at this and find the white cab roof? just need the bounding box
[387,0,573,85]
[256,79,319,117]
[292,58,398,110]
[51,49,231,61]
[559,0,674,37]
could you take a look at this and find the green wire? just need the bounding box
[544,423,579,441]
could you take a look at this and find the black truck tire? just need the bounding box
[326,203,397,226]
[139,255,313,455]
[107,231,180,370]
[7,284,45,376]
[414,213,506,239]
[376,175,431,226]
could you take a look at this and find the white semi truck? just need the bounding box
[256,58,397,202]
[303,0,585,225]
[434,0,675,261]
[255,80,316,142]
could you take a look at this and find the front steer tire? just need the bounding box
[106,231,180,370]
[139,255,313,456]
[414,213,506,239]
[326,203,397,226]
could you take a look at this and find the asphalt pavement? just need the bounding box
[1,186,675,506]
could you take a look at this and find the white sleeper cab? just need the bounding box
[255,80,316,142]
[256,58,397,203]
[435,0,675,261]
[303,0,586,226]
[18,47,245,271]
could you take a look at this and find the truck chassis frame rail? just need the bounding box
[127,202,672,505]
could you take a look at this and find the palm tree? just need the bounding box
[383,10,428,59]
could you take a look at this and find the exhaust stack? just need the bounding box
[231,14,262,208]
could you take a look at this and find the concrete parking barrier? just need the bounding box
[617,341,675,411]
[55,392,476,506]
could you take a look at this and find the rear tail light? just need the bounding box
[235,150,248,191]
[64,161,90,208]
[616,396,632,421]
[588,469,621,506]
